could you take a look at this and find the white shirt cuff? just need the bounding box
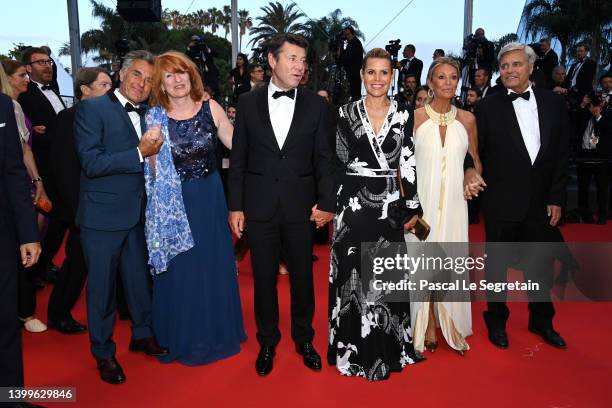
[137,147,144,162]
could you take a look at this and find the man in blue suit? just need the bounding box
[74,50,166,385]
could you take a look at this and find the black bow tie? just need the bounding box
[124,102,146,115]
[41,85,52,91]
[272,89,295,99]
[508,91,530,101]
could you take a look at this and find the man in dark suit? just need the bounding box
[566,44,597,99]
[475,42,569,350]
[474,68,492,98]
[535,38,559,89]
[0,93,41,391]
[229,34,336,376]
[74,50,167,385]
[18,46,67,281]
[398,44,423,88]
[339,26,364,101]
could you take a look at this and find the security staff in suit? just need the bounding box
[74,50,167,385]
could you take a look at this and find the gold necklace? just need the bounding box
[425,103,457,127]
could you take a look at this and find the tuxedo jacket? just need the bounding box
[228,85,336,222]
[73,91,146,231]
[566,58,597,97]
[49,106,79,222]
[0,94,38,249]
[17,81,64,154]
[475,88,569,222]
[399,57,424,86]
[536,49,559,88]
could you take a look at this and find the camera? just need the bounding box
[385,39,402,62]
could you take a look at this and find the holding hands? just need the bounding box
[463,168,486,200]
[310,205,334,228]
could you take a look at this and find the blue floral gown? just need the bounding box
[152,102,246,365]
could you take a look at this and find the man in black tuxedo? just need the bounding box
[339,26,364,101]
[18,47,67,281]
[535,38,559,89]
[398,44,423,88]
[566,44,597,99]
[229,33,336,376]
[475,42,569,350]
[0,93,41,390]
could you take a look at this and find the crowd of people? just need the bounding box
[0,28,611,400]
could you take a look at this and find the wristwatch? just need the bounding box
[31,177,43,184]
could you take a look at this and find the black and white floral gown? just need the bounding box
[328,99,423,381]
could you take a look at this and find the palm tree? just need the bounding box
[248,2,308,47]
[238,9,253,52]
[207,7,222,35]
[521,0,581,65]
[304,9,364,91]
[571,0,612,70]
[221,5,232,40]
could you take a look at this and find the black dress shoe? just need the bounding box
[296,342,322,371]
[488,329,509,349]
[529,327,567,349]
[96,357,126,384]
[48,317,87,334]
[129,337,169,356]
[256,346,275,376]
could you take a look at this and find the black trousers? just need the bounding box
[577,161,610,219]
[347,72,362,102]
[0,248,24,387]
[17,260,36,319]
[484,214,557,332]
[247,208,314,347]
[39,215,70,269]
[47,225,87,322]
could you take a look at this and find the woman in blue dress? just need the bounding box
[144,51,245,365]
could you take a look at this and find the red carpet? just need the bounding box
[22,223,612,407]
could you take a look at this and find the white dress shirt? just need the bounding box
[32,80,64,114]
[268,80,296,149]
[508,85,540,164]
[114,89,144,162]
[570,60,586,88]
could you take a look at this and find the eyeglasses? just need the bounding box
[29,59,54,67]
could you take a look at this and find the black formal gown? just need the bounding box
[328,99,424,381]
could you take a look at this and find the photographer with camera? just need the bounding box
[394,73,417,110]
[575,92,612,224]
[462,28,494,88]
[186,35,220,99]
[337,26,364,101]
[398,44,423,90]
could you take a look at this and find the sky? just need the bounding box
[1,0,526,80]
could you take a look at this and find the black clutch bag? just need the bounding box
[387,198,414,230]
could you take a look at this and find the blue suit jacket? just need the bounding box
[74,91,146,231]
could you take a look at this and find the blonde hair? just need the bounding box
[0,63,13,98]
[424,57,461,104]
[361,48,393,71]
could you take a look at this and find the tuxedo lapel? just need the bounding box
[280,88,306,153]
[256,86,281,152]
[500,94,532,165]
[533,89,550,165]
[106,91,139,141]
